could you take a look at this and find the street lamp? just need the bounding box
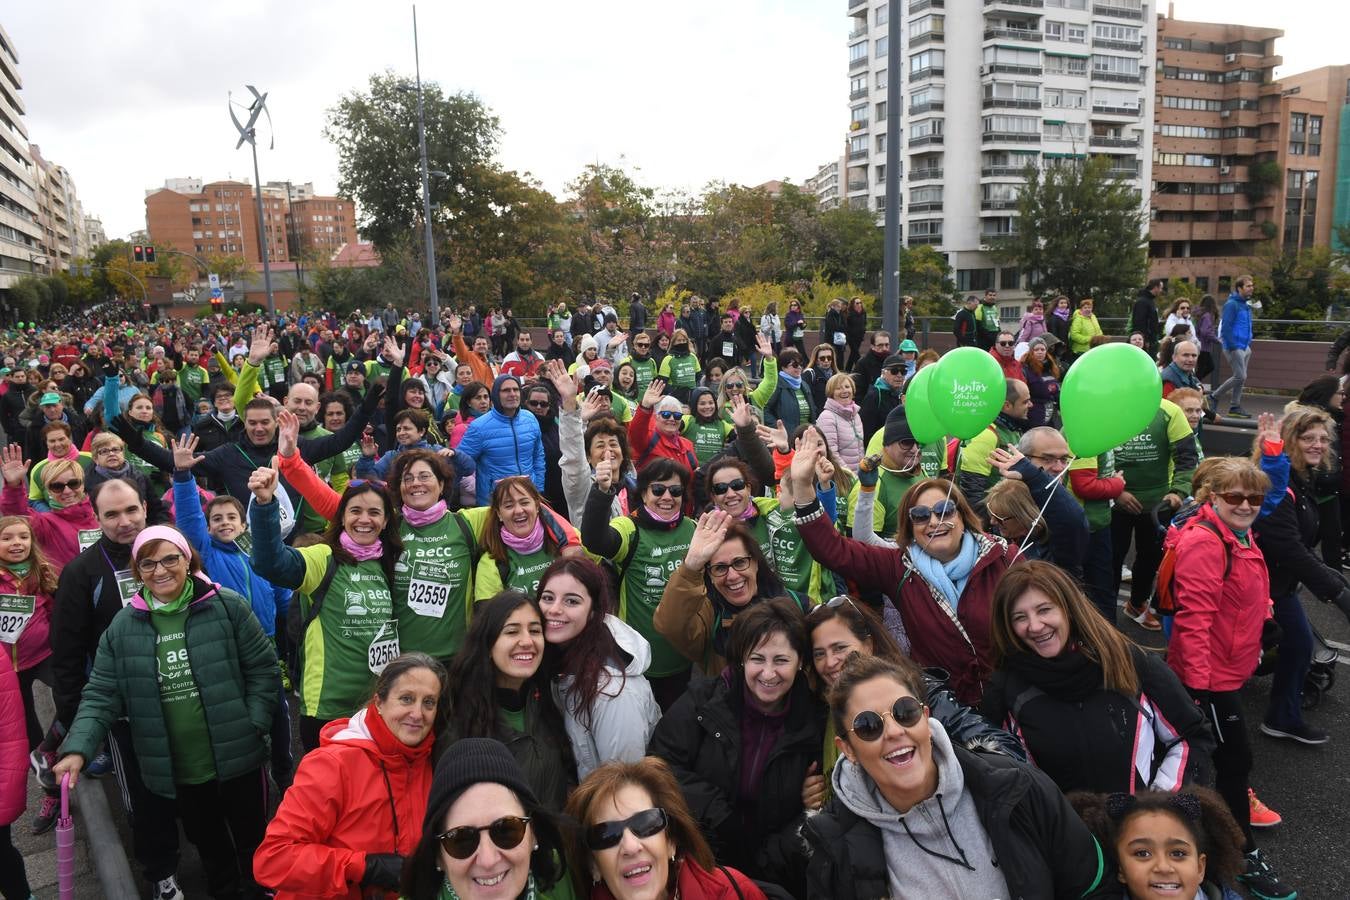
[229,85,276,316]
[398,5,440,322]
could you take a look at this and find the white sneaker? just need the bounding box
[154,875,184,900]
[1120,566,1133,583]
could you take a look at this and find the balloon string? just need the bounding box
[945,441,963,507]
[1014,456,1077,559]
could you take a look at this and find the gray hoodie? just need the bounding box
[554,614,662,778]
[832,718,1010,899]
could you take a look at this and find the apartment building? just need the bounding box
[847,0,1154,307]
[1272,65,1350,257]
[1148,17,1283,294]
[288,195,357,257]
[806,159,843,210]
[0,24,44,294]
[28,144,85,270]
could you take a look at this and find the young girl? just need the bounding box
[0,516,58,752]
[1071,787,1245,900]
[681,387,732,467]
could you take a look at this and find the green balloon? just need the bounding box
[903,364,946,445]
[1060,343,1162,458]
[929,347,1006,440]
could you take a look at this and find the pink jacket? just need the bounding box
[0,564,51,672]
[0,650,25,825]
[1,481,97,569]
[657,311,676,336]
[815,398,865,471]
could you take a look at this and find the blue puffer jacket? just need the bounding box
[455,374,546,504]
[173,472,290,637]
[1219,291,1252,350]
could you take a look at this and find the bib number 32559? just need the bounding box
[367,620,400,675]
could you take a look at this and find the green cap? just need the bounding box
[39,392,61,406]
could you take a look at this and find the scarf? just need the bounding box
[906,532,979,610]
[48,444,79,463]
[403,499,447,528]
[95,462,134,480]
[215,409,237,424]
[1004,643,1104,702]
[1,560,31,578]
[147,577,195,616]
[779,371,802,390]
[439,874,537,900]
[738,503,757,520]
[339,531,384,561]
[500,517,545,554]
[637,505,683,528]
[1053,307,1070,321]
[825,397,858,419]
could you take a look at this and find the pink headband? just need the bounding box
[132,525,193,561]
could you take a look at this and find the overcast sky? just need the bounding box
[5,0,1344,242]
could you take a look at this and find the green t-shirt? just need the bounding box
[1112,400,1194,506]
[393,510,480,660]
[475,546,556,600]
[262,356,287,390]
[683,417,730,466]
[152,608,216,785]
[844,468,922,537]
[658,352,700,388]
[864,429,946,478]
[1068,451,1116,532]
[608,517,696,678]
[629,357,658,396]
[178,365,208,406]
[764,505,813,596]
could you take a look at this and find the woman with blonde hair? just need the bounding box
[814,373,864,472]
[984,560,1212,795]
[0,445,97,568]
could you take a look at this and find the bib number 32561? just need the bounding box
[367,620,400,675]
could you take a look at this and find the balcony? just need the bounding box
[1092,3,1144,19]
[1090,70,1142,84]
[983,98,1042,110]
[908,101,945,115]
[1092,103,1141,117]
[981,199,1020,210]
[850,118,870,132]
[848,0,866,11]
[846,180,870,193]
[985,63,1042,76]
[909,0,943,10]
[909,168,944,181]
[909,233,943,247]
[982,165,1031,176]
[909,201,944,213]
[984,27,1043,42]
[980,231,1020,242]
[849,27,868,41]
[983,131,1041,143]
[910,30,944,47]
[850,88,868,101]
[850,55,869,71]
[848,148,869,161]
[1092,37,1144,52]
[984,0,1043,7]
[1089,135,1140,148]
[909,67,944,82]
[909,134,945,147]
[1106,164,1141,178]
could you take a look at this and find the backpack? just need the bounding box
[1155,519,1229,615]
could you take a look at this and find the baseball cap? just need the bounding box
[39,392,61,406]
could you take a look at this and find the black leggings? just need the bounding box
[1199,690,1255,852]
[0,824,31,900]
[17,657,52,751]
[1111,506,1164,611]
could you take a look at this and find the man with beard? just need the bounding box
[957,378,1030,510]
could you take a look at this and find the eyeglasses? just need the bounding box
[634,343,651,349]
[585,808,669,851]
[808,594,863,620]
[711,478,746,495]
[48,479,83,493]
[400,472,440,485]
[996,341,1015,348]
[1217,491,1264,507]
[1029,454,1073,466]
[647,482,685,498]
[137,553,184,575]
[94,447,122,458]
[437,816,531,860]
[724,383,745,393]
[817,356,833,363]
[850,696,926,741]
[708,555,753,579]
[656,410,683,421]
[907,499,958,523]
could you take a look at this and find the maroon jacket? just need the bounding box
[797,513,1016,705]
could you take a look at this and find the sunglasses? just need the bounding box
[585,808,669,851]
[648,482,685,498]
[708,555,752,578]
[996,341,1015,347]
[907,499,958,523]
[885,366,904,376]
[526,399,551,409]
[808,594,862,620]
[1217,491,1264,507]
[437,815,531,860]
[711,478,746,495]
[656,410,683,421]
[48,478,84,493]
[850,696,926,741]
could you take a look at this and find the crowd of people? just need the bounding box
[0,281,1340,900]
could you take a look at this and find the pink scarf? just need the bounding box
[339,531,383,561]
[402,499,446,528]
[500,518,544,554]
[48,444,79,463]
[645,503,681,523]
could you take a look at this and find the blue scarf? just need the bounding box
[907,532,979,610]
[780,371,802,390]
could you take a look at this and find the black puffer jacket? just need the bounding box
[50,535,135,729]
[804,744,1114,900]
[648,672,824,894]
[1257,469,1345,601]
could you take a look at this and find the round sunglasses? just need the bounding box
[585,807,669,851]
[849,696,926,742]
[907,499,957,523]
[437,815,531,860]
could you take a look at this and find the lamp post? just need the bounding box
[229,85,276,316]
[400,5,440,322]
[881,0,901,343]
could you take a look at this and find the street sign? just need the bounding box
[208,273,220,290]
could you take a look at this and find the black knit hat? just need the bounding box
[883,404,915,447]
[424,738,538,832]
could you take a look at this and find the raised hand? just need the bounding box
[247,324,272,367]
[858,453,882,489]
[0,444,28,487]
[594,456,616,492]
[755,332,773,358]
[579,388,607,423]
[989,445,1025,480]
[683,509,732,572]
[729,394,755,430]
[640,377,667,410]
[170,434,205,471]
[248,466,278,504]
[1256,412,1279,447]
[543,359,577,409]
[814,453,836,488]
[276,408,301,458]
[755,420,790,454]
[447,314,462,335]
[382,336,405,368]
[787,430,823,499]
[360,428,378,458]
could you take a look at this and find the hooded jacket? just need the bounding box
[455,374,546,505]
[0,479,96,569]
[555,615,662,779]
[805,719,1111,900]
[0,651,26,826]
[253,707,433,900]
[60,577,278,798]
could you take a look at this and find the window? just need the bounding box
[980,218,1018,237]
[1045,54,1087,75]
[1220,69,1263,83]
[911,86,944,108]
[1046,0,1087,7]
[1092,54,1138,76]
[910,219,942,239]
[1066,24,1086,43]
[850,42,867,63]
[1154,152,1219,167]
[910,119,943,139]
[876,165,886,183]
[984,115,1040,134]
[984,46,1041,67]
[957,268,997,290]
[852,105,868,124]
[1094,23,1141,42]
[876,69,888,89]
[875,4,888,25]
[985,81,1040,101]
[1044,121,1086,140]
[1164,67,1219,83]
[910,186,943,204]
[876,101,888,120]
[1161,95,1220,111]
[1309,115,1323,156]
[1045,88,1086,108]
[1289,140,1305,156]
[910,50,944,72]
[850,74,868,95]
[1001,267,1022,290]
[876,36,889,57]
[876,133,887,153]
[850,136,868,155]
[1045,20,1064,40]
[983,183,1020,202]
[1160,124,1222,139]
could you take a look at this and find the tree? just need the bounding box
[898,244,957,316]
[565,161,665,300]
[989,156,1147,311]
[324,72,501,251]
[815,206,885,287]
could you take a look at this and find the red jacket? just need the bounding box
[0,651,25,826]
[1,481,97,569]
[628,404,698,472]
[1166,503,1271,692]
[591,859,766,900]
[254,705,434,900]
[797,514,1016,705]
[989,347,1026,382]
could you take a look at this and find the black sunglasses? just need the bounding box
[808,594,863,620]
[885,366,904,376]
[907,499,958,523]
[585,808,669,851]
[850,696,926,741]
[437,815,531,860]
[996,341,1015,347]
[711,478,746,495]
[47,478,84,493]
[648,483,685,498]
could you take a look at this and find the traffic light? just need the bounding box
[211,297,223,313]
[145,245,156,263]
[133,245,145,262]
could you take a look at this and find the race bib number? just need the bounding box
[367,620,400,675]
[407,559,453,619]
[78,529,102,552]
[114,569,139,607]
[0,593,35,643]
[793,326,805,339]
[721,340,736,358]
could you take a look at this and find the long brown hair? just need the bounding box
[0,516,58,594]
[804,598,906,694]
[989,560,1139,696]
[894,479,984,548]
[480,477,563,564]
